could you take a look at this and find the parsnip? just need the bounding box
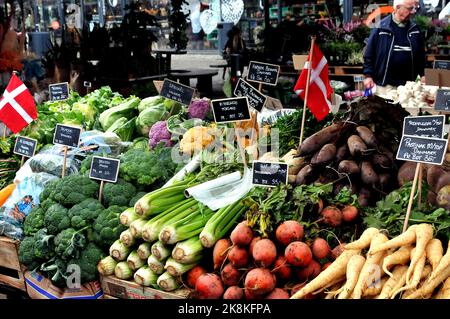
[344,228,379,250]
[391,248,426,298]
[370,225,418,254]
[425,238,443,271]
[406,263,450,299]
[363,276,388,298]
[434,277,450,299]
[337,255,366,299]
[377,265,408,299]
[406,224,433,284]
[382,245,413,277]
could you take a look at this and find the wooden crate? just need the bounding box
[100,275,190,299]
[0,236,26,292]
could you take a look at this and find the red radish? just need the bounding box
[285,241,312,267]
[321,206,342,227]
[249,236,261,256]
[186,265,207,288]
[213,239,232,270]
[223,286,244,299]
[272,255,292,280]
[309,260,321,279]
[253,239,277,267]
[195,273,224,299]
[230,221,253,246]
[312,238,331,260]
[266,288,290,299]
[221,263,241,286]
[331,243,346,259]
[295,260,321,281]
[342,205,359,222]
[244,268,277,295]
[245,289,266,300]
[228,246,249,268]
[322,261,333,271]
[276,221,304,246]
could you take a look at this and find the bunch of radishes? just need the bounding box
[187,220,345,299]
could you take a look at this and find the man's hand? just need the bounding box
[364,77,375,89]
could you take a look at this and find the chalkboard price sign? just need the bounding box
[396,135,448,165]
[49,82,70,101]
[13,136,37,158]
[403,115,445,139]
[233,78,267,112]
[434,89,450,112]
[252,161,288,187]
[433,60,450,70]
[211,97,251,123]
[247,61,280,86]
[160,79,195,106]
[89,156,120,183]
[53,124,82,148]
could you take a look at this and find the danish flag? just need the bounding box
[294,43,333,121]
[0,73,37,133]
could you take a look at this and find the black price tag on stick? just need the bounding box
[49,82,70,101]
[247,61,280,86]
[89,156,120,183]
[433,60,450,70]
[403,115,445,139]
[396,135,448,165]
[435,89,450,112]
[53,124,81,148]
[252,161,288,187]
[160,79,195,106]
[13,136,37,158]
[211,97,251,123]
[234,78,267,112]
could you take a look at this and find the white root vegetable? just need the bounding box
[363,277,388,298]
[425,238,444,272]
[377,265,408,299]
[382,246,413,278]
[406,224,433,285]
[370,225,418,255]
[344,228,379,250]
[391,248,426,298]
[337,255,366,299]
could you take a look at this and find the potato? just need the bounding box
[356,126,377,148]
[437,185,450,210]
[298,123,344,156]
[338,160,360,175]
[435,173,450,194]
[361,161,379,185]
[347,135,367,157]
[336,145,350,162]
[378,173,391,190]
[311,143,337,166]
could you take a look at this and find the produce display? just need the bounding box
[0,83,449,301]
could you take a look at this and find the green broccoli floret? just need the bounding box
[33,228,55,259]
[24,207,46,236]
[54,228,87,260]
[80,155,93,176]
[48,175,99,207]
[92,205,127,249]
[44,204,71,235]
[103,179,136,207]
[128,191,147,207]
[39,178,60,202]
[68,242,105,283]
[18,236,41,270]
[40,257,68,288]
[68,198,105,229]
[40,198,57,212]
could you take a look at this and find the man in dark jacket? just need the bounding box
[363,0,425,89]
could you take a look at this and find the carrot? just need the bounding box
[213,239,232,270]
[405,263,450,299]
[344,228,379,250]
[290,249,361,299]
[406,223,433,285]
[427,240,450,283]
[363,276,388,298]
[337,255,366,299]
[434,277,450,299]
[391,248,427,298]
[351,233,389,299]
[0,183,15,207]
[382,246,413,278]
[377,265,408,299]
[370,225,418,255]
[425,238,443,271]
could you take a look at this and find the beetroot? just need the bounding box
[272,255,292,280]
[221,263,241,286]
[228,246,249,268]
[252,239,277,267]
[230,221,253,246]
[275,221,304,246]
[244,268,276,295]
[223,286,244,299]
[195,273,224,299]
[265,288,290,299]
[285,241,312,267]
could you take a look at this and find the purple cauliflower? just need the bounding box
[148,121,172,149]
[188,98,211,120]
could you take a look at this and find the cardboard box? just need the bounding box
[425,68,450,87]
[292,55,308,71]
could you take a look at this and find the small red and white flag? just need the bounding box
[0,73,37,133]
[294,43,333,121]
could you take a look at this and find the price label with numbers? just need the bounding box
[211,97,251,123]
[13,136,37,158]
[53,124,81,148]
[396,135,448,165]
[252,161,288,187]
[89,156,120,183]
[247,61,280,86]
[49,82,70,101]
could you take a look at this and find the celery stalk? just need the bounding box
[164,257,200,277]
[134,265,158,287]
[120,208,140,226]
[151,241,171,261]
[172,237,204,264]
[157,271,180,292]
[130,219,148,238]
[110,240,131,261]
[127,251,146,270]
[147,255,166,275]
[137,242,152,260]
[120,229,136,247]
[115,261,134,280]
[97,256,117,276]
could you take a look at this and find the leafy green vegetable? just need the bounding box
[24,207,46,236]
[33,228,55,259]
[54,228,87,260]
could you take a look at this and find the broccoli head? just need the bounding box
[128,191,147,207]
[68,243,105,283]
[33,228,55,260]
[54,228,87,260]
[68,198,105,229]
[92,205,127,249]
[40,198,57,212]
[44,204,71,235]
[103,179,136,207]
[24,207,46,236]
[80,155,93,176]
[18,236,41,270]
[39,178,60,202]
[48,175,99,207]
[40,257,68,288]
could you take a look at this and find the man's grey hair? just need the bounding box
[393,0,412,7]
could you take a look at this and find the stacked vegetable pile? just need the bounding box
[291,224,450,299]
[294,96,409,207]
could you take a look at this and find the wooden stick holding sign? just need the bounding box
[53,124,82,178]
[299,36,316,145]
[61,146,68,178]
[403,162,421,233]
[89,156,120,204]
